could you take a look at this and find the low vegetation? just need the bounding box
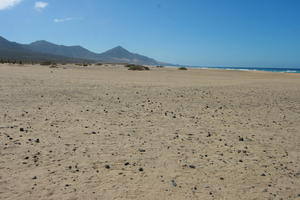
[49,64,58,68]
[125,64,150,71]
[0,59,23,64]
[74,63,90,66]
[40,61,53,66]
[178,67,188,70]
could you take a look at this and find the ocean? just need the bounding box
[190,66,300,73]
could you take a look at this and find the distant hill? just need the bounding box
[97,46,160,65]
[0,36,171,65]
[26,40,100,61]
[0,36,91,63]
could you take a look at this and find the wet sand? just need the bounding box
[0,63,299,200]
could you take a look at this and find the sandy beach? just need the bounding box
[0,63,299,200]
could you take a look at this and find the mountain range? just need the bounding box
[0,36,170,65]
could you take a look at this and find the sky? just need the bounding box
[0,0,300,68]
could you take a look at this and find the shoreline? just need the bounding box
[163,65,300,74]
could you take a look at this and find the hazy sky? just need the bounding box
[1,0,300,67]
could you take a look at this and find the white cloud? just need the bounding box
[54,17,73,23]
[0,0,22,10]
[34,1,48,10]
[54,17,82,23]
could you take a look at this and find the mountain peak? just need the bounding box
[97,45,160,65]
[110,45,129,52]
[114,45,124,49]
[100,46,132,59]
[30,40,57,47]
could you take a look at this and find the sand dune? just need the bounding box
[0,64,299,200]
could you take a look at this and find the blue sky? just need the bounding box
[0,0,300,67]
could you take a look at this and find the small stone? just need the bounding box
[104,165,110,169]
[189,165,196,169]
[139,168,144,172]
[171,180,177,187]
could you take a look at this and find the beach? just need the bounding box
[0,63,299,200]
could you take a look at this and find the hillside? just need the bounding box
[0,36,170,65]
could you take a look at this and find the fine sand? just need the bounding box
[0,63,299,200]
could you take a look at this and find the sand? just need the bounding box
[0,63,299,200]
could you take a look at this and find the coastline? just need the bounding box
[164,65,300,74]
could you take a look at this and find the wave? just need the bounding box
[190,66,300,73]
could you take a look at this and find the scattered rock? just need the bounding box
[189,165,196,169]
[171,180,177,187]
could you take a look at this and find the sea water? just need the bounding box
[190,66,300,73]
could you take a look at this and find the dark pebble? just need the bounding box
[189,165,196,169]
[171,180,177,187]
